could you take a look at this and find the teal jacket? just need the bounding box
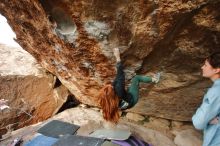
[192,79,220,146]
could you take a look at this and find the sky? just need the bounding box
[0,14,20,47]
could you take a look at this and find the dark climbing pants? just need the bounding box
[113,62,152,107]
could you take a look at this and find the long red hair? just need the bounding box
[97,84,120,123]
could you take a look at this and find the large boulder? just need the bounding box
[0,0,220,121]
[0,44,69,135]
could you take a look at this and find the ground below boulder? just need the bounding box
[0,106,202,146]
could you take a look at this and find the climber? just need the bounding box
[192,52,220,146]
[97,47,160,123]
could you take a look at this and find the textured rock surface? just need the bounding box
[126,112,145,122]
[0,44,69,135]
[0,44,42,76]
[0,0,220,121]
[174,129,202,146]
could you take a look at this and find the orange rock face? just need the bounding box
[0,0,219,121]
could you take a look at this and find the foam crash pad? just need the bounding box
[90,128,131,140]
[37,120,80,138]
[24,134,58,146]
[53,135,105,146]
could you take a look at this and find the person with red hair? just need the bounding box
[97,48,160,123]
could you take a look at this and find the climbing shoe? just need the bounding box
[152,72,161,83]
